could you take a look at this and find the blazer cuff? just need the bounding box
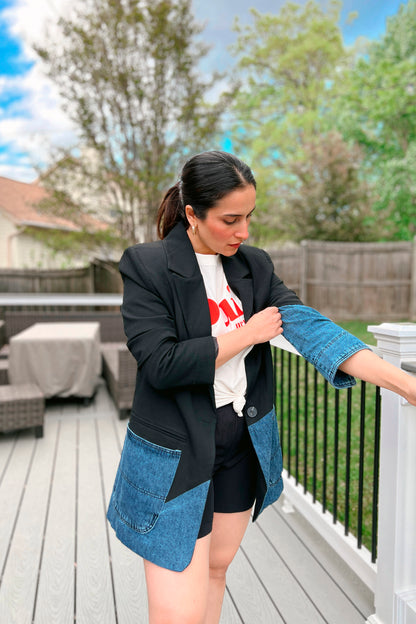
[279,305,371,389]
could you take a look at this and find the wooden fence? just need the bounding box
[0,240,415,321]
[0,266,94,294]
[0,260,123,295]
[267,238,416,321]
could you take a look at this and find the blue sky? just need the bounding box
[0,0,409,182]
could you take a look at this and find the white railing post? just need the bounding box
[367,323,416,624]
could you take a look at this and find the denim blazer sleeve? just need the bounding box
[279,304,371,389]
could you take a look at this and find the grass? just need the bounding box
[274,320,383,557]
[336,320,378,345]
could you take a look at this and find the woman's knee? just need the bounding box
[149,602,206,624]
[208,548,234,582]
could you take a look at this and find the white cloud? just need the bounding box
[3,0,72,58]
[0,64,77,174]
[1,0,76,181]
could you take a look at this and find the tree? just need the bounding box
[335,0,416,239]
[227,0,364,241]
[277,131,381,241]
[35,0,229,243]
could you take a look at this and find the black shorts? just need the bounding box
[197,403,258,539]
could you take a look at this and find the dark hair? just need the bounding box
[156,151,256,239]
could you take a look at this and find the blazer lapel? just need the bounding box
[222,253,254,322]
[163,224,212,339]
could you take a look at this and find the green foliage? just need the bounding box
[278,131,382,241]
[229,0,416,243]
[334,0,416,240]
[228,1,371,242]
[25,225,126,258]
[35,0,229,244]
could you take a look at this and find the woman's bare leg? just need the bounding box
[204,508,252,624]
[144,533,211,624]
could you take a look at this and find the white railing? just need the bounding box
[366,324,416,624]
[271,323,416,624]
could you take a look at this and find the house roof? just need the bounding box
[0,176,107,232]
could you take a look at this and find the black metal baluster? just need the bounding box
[322,379,328,513]
[371,386,381,562]
[313,368,318,502]
[280,349,285,461]
[295,355,300,485]
[357,381,366,549]
[287,352,292,477]
[333,390,339,524]
[303,360,309,494]
[345,387,352,537]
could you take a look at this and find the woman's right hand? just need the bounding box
[244,307,283,344]
[215,306,283,369]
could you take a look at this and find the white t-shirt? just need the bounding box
[195,253,252,416]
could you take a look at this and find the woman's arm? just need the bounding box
[339,349,416,406]
[216,306,283,368]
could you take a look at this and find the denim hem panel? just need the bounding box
[255,476,284,519]
[248,407,284,519]
[107,480,210,571]
[279,305,370,389]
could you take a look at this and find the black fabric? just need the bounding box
[197,403,258,539]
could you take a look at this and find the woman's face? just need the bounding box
[185,184,256,256]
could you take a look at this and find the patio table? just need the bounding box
[9,322,101,398]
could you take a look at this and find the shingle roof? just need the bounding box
[0,176,107,231]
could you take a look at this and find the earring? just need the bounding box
[192,225,196,235]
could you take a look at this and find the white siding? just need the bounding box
[0,213,17,267]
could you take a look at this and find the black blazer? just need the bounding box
[107,221,366,570]
[119,222,300,507]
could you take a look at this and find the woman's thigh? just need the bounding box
[209,508,252,573]
[144,533,211,624]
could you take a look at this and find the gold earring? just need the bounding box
[192,225,196,235]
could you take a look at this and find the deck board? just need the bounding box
[240,520,325,623]
[0,421,58,624]
[0,379,374,623]
[76,418,116,624]
[35,418,77,624]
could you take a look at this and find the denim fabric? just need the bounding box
[107,426,210,571]
[248,407,284,517]
[280,305,370,389]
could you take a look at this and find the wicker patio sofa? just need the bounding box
[101,342,137,419]
[0,360,8,385]
[0,320,5,348]
[0,383,44,437]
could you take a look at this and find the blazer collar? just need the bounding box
[163,222,200,278]
[162,223,254,335]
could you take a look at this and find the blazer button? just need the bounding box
[247,406,257,418]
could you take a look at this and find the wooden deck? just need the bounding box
[0,379,374,623]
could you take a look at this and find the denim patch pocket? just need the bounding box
[112,426,181,534]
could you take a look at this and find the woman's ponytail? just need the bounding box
[156,183,186,239]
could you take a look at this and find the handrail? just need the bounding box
[0,293,122,306]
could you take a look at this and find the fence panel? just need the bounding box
[0,267,93,294]
[267,239,415,320]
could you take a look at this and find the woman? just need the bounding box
[107,151,416,624]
